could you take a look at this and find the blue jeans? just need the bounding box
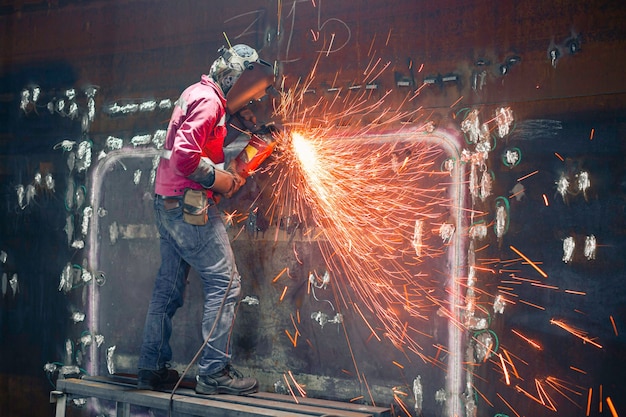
[138,195,241,376]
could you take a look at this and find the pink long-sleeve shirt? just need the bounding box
[155,75,227,197]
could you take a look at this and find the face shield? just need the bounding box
[209,44,275,115]
[225,58,275,115]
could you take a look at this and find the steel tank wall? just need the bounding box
[1,1,625,417]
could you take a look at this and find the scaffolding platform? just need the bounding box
[51,376,391,417]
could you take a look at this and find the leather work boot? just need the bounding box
[137,366,180,390]
[195,364,258,395]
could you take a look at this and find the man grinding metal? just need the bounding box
[137,43,275,395]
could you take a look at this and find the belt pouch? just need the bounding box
[182,189,208,225]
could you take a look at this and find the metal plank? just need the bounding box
[251,392,391,417]
[173,388,374,417]
[56,378,313,417]
[82,375,388,416]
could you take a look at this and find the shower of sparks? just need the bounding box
[250,28,616,417]
[265,54,454,359]
[515,379,558,411]
[467,243,606,415]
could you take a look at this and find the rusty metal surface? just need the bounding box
[1,2,626,417]
[1,0,625,123]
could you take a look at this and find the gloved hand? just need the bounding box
[214,168,245,199]
[225,160,246,197]
[187,158,246,199]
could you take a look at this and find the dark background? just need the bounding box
[1,1,625,416]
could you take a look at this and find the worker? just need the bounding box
[137,43,273,395]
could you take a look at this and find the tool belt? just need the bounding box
[182,189,211,225]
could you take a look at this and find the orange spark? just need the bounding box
[385,28,392,45]
[471,384,494,407]
[325,33,335,56]
[586,387,593,416]
[610,315,619,336]
[404,284,409,308]
[550,319,603,349]
[530,282,559,290]
[285,329,298,347]
[279,285,288,302]
[497,393,522,417]
[394,394,412,416]
[516,170,539,182]
[509,188,525,200]
[499,353,511,385]
[570,366,587,374]
[502,348,520,379]
[283,373,299,403]
[555,152,565,161]
[353,303,381,342]
[475,243,490,252]
[536,379,558,411]
[590,128,595,140]
[509,245,548,278]
[515,380,557,412]
[290,313,301,340]
[288,370,307,397]
[499,290,519,299]
[509,274,542,284]
[511,328,543,350]
[519,299,546,310]
[542,194,549,206]
[363,374,376,407]
[545,376,583,397]
[272,267,289,283]
[606,396,618,417]
[449,95,464,108]
[600,385,603,413]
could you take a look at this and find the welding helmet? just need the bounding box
[210,44,258,95]
[210,44,275,115]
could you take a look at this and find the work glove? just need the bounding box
[187,158,246,199]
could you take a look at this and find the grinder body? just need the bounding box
[232,132,276,178]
